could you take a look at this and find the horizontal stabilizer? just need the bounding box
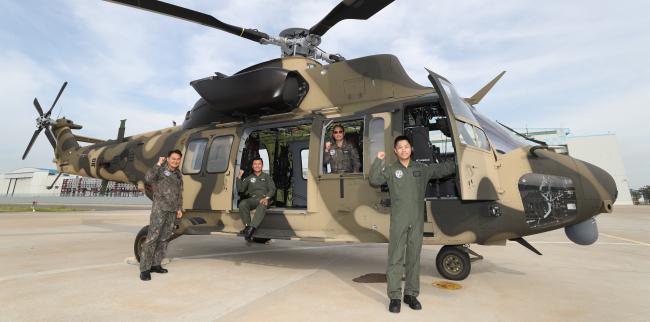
[465,71,506,105]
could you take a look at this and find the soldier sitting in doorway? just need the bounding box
[237,157,276,242]
[323,124,361,173]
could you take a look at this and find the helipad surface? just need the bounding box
[0,206,648,321]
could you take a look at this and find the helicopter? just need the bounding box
[21,0,618,281]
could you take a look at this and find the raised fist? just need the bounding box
[157,156,166,166]
[324,141,332,151]
[239,170,245,178]
[377,152,385,160]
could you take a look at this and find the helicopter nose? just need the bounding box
[574,160,617,213]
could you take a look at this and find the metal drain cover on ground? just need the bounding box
[432,280,462,290]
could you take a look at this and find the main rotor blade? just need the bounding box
[46,81,67,117]
[104,0,270,43]
[44,128,57,149]
[33,98,44,116]
[22,128,43,160]
[309,0,394,36]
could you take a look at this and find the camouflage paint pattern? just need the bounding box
[45,54,617,250]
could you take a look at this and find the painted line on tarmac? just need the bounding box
[176,244,356,260]
[529,241,641,246]
[0,244,355,283]
[0,263,123,283]
[600,233,650,246]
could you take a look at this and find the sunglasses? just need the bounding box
[333,130,344,134]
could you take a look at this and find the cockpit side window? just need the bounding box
[456,120,491,151]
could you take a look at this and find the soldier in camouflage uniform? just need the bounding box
[323,124,361,173]
[237,157,276,241]
[140,150,184,281]
[369,136,455,313]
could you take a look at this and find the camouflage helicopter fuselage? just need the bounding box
[50,54,617,250]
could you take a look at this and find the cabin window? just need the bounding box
[206,135,233,173]
[182,138,208,174]
[368,117,385,164]
[321,119,364,174]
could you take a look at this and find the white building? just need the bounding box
[1,168,142,198]
[1,168,67,197]
[566,134,633,205]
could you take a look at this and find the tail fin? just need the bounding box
[52,118,82,160]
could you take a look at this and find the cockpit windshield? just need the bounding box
[472,110,529,154]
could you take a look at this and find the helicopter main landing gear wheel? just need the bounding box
[133,225,182,262]
[435,245,473,281]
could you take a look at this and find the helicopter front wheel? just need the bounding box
[133,225,182,262]
[435,245,471,281]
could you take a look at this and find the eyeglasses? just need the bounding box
[333,130,344,134]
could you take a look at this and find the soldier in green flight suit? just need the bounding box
[369,135,456,313]
[237,157,276,241]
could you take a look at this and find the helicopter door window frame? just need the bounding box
[205,135,234,173]
[319,116,365,177]
[367,116,385,170]
[182,138,209,175]
[429,72,494,155]
[438,79,480,126]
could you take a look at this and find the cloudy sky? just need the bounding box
[1,0,649,187]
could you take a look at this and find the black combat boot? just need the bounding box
[242,226,252,241]
[150,265,168,274]
[245,227,257,241]
[403,295,422,310]
[388,299,401,313]
[140,270,151,281]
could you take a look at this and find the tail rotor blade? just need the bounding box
[33,98,44,116]
[46,81,67,117]
[22,128,43,160]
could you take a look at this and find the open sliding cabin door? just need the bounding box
[427,70,500,200]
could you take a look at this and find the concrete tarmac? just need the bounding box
[0,206,648,321]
